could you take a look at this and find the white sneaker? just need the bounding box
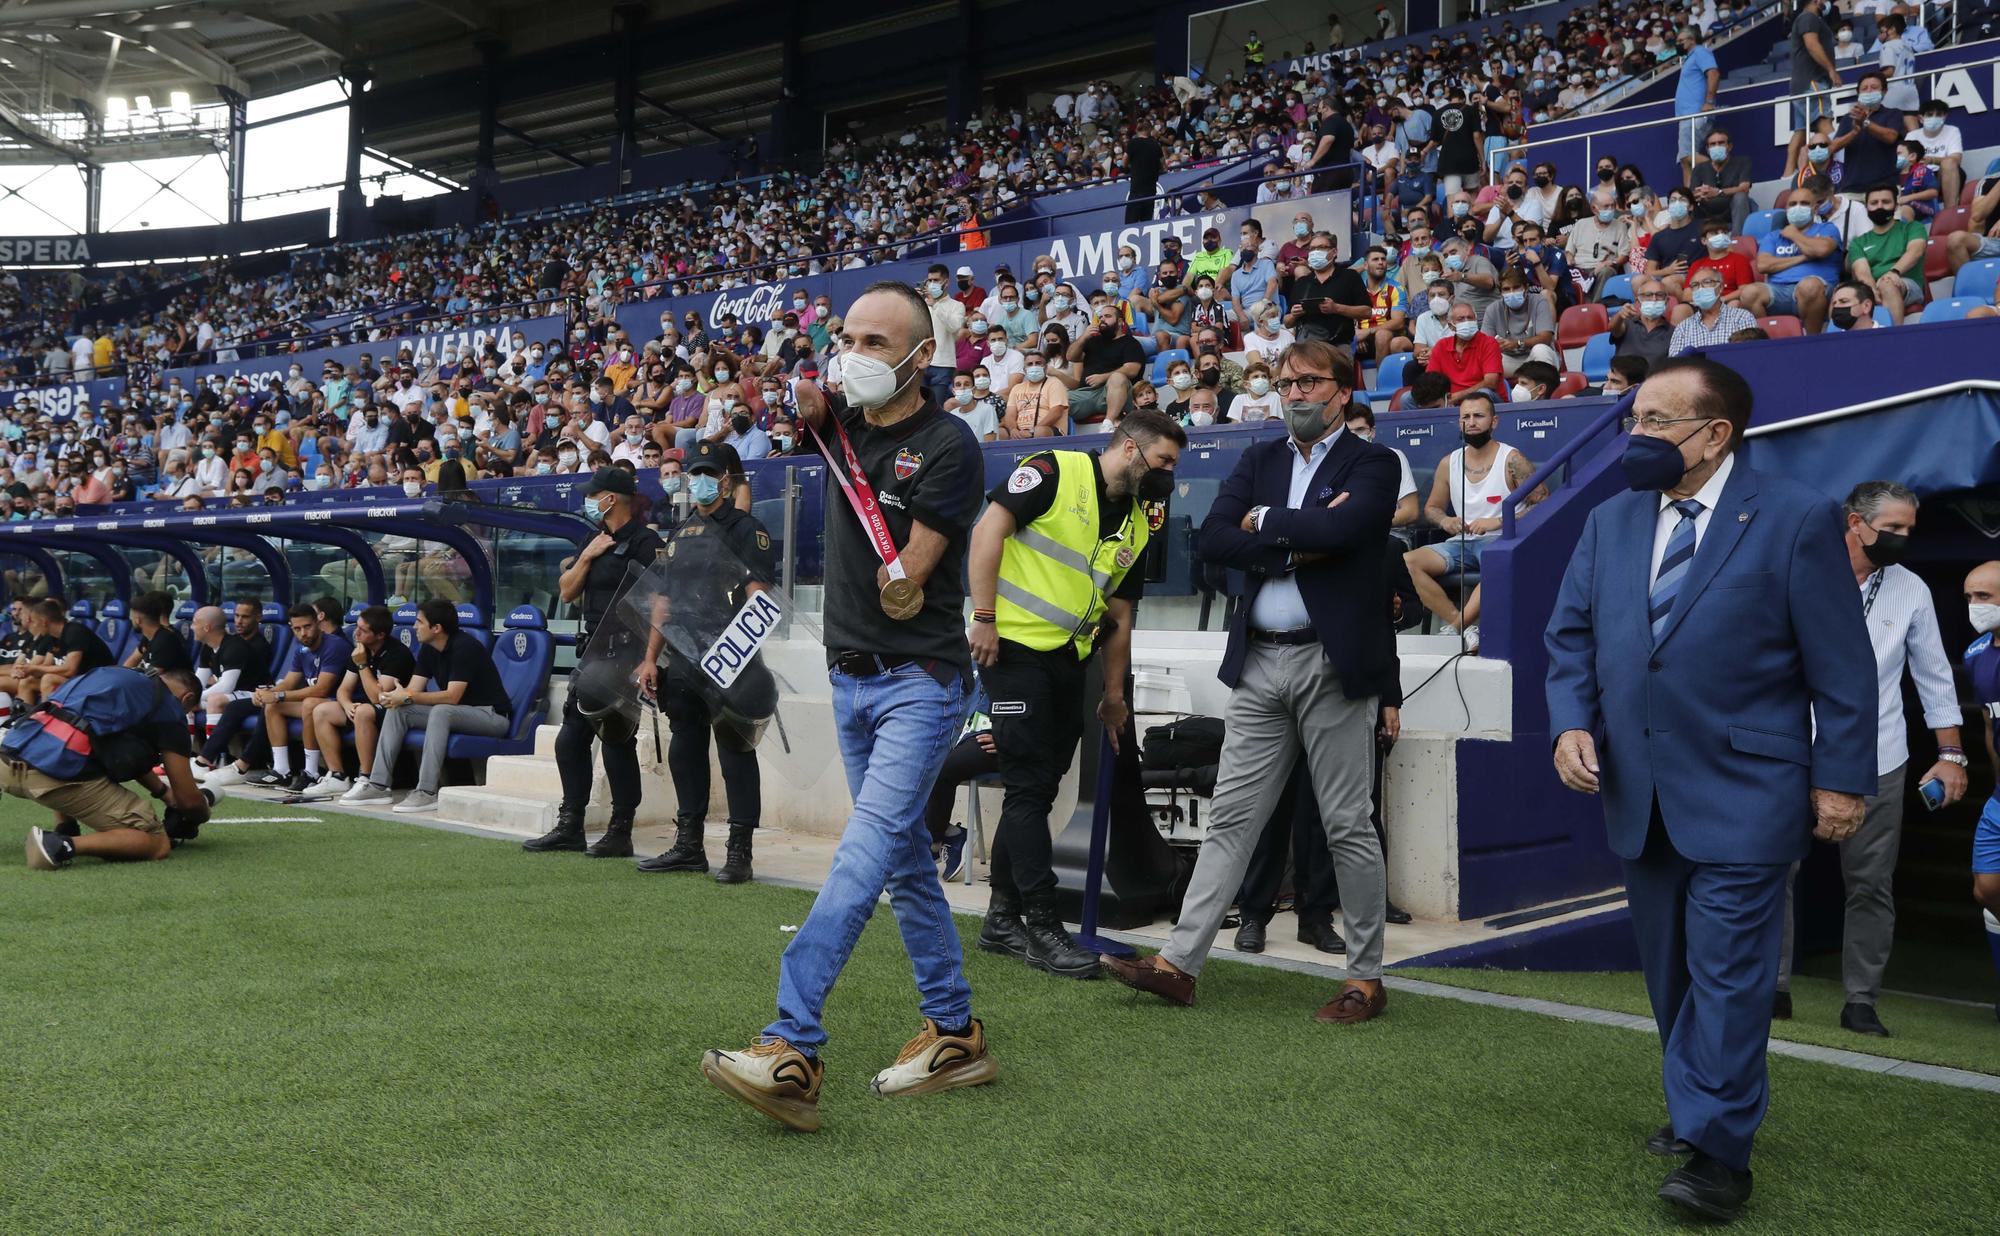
[340,780,392,805]
[297,772,351,801]
[1436,621,1457,637]
[1462,624,1481,653]
[392,790,439,814]
[202,763,249,789]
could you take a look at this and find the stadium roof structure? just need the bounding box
[0,0,764,177]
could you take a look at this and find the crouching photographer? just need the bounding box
[5,665,216,870]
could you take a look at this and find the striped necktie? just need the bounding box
[1649,499,1705,642]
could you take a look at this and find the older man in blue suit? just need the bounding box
[1545,356,1875,1223]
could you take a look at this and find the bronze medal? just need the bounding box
[880,577,923,620]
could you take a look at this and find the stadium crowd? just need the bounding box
[0,0,1995,522]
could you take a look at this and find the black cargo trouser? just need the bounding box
[985,639,1089,901]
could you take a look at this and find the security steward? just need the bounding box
[524,466,667,856]
[11,665,214,869]
[966,408,1185,978]
[637,441,774,883]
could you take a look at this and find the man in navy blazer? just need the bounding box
[1102,340,1404,1023]
[1545,357,1875,1222]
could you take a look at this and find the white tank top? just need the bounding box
[1447,442,1516,540]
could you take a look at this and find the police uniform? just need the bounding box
[977,448,1156,976]
[527,467,666,853]
[641,441,776,882]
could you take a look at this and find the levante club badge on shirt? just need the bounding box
[894,448,922,480]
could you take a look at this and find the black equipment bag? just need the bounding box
[1141,716,1224,771]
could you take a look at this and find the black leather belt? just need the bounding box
[1250,628,1318,646]
[833,651,920,676]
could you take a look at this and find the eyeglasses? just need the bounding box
[1274,375,1336,396]
[1621,414,1715,433]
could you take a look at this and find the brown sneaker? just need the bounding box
[1314,981,1388,1025]
[700,1036,823,1131]
[870,1018,998,1097]
[1100,953,1196,1006]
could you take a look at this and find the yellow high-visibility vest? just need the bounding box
[995,450,1150,659]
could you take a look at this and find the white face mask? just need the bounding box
[1248,377,1271,396]
[841,340,926,408]
[1187,410,1214,427]
[1169,373,1193,391]
[1510,381,1536,402]
[1972,604,2000,634]
[1453,320,1478,340]
[403,480,423,498]
[1430,295,1452,316]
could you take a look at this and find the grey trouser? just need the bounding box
[367,703,511,794]
[1163,641,1387,979]
[1779,763,1906,1003]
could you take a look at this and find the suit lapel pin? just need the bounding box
[1737,512,1749,522]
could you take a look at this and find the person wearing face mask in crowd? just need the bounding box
[633,440,776,885]
[947,372,998,441]
[1829,69,1903,192]
[1891,138,1939,223]
[1910,99,1964,207]
[1546,357,1874,1222]
[1481,269,1561,378]
[1689,128,1753,238]
[1225,222,1280,319]
[1002,348,1069,439]
[964,411,1184,979]
[1427,302,1504,404]
[192,439,230,497]
[1283,231,1370,351]
[1107,342,1399,1024]
[1824,279,1884,333]
[1769,481,1963,1038]
[1187,226,1234,284]
[522,466,667,858]
[1599,354,1650,399]
[990,282,1038,347]
[1643,187,1706,296]
[1438,231,1500,319]
[1847,184,1928,324]
[919,263,968,409]
[1567,186,1636,297]
[1753,176,1843,333]
[1686,219,1768,316]
[1228,362,1282,423]
[1669,265,1759,356]
[720,399,771,460]
[1610,275,1678,369]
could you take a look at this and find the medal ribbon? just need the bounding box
[803,411,907,581]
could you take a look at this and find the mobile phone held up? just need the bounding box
[1919,777,1947,811]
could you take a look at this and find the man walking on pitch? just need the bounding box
[702,282,991,1131]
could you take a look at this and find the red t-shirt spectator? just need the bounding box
[1687,251,1756,297]
[1427,330,1504,395]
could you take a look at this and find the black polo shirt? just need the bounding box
[810,393,981,679]
[136,625,192,673]
[53,620,115,673]
[1285,268,1369,346]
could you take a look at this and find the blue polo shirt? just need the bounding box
[1758,221,1843,287]
[1675,45,1718,116]
[291,631,355,685]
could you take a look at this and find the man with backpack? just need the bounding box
[9,665,215,869]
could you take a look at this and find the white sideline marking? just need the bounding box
[212,815,322,823]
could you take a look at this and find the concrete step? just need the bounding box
[482,752,598,799]
[433,786,611,836]
[532,723,562,758]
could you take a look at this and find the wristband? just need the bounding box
[1940,745,1964,754]
[972,609,997,624]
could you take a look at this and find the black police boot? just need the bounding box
[714,822,755,884]
[1022,894,1101,980]
[637,815,708,873]
[586,809,635,858]
[522,802,587,853]
[977,886,1033,960]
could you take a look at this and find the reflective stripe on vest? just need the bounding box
[994,450,1148,658]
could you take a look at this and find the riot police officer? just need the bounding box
[524,466,667,857]
[637,441,775,884]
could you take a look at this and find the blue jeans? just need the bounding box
[766,664,970,1052]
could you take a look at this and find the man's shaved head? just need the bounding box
[192,605,225,641]
[1966,561,2000,603]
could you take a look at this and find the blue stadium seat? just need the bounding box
[343,602,365,644]
[1744,210,1784,241]
[97,598,134,664]
[405,605,553,760]
[1580,333,1617,384]
[1952,258,2000,302]
[260,600,294,678]
[68,599,95,625]
[1149,348,1190,385]
[455,602,490,649]
[1373,352,1412,395]
[1597,273,1634,306]
[1918,296,1989,323]
[174,600,196,644]
[392,602,420,653]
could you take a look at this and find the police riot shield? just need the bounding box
[586,533,837,786]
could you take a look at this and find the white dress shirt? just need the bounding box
[1859,563,1963,774]
[1247,428,1342,632]
[1648,452,1735,588]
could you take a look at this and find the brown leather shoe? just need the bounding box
[1314,981,1387,1024]
[1100,953,1196,1006]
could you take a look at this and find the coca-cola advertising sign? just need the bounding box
[706,282,792,331]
